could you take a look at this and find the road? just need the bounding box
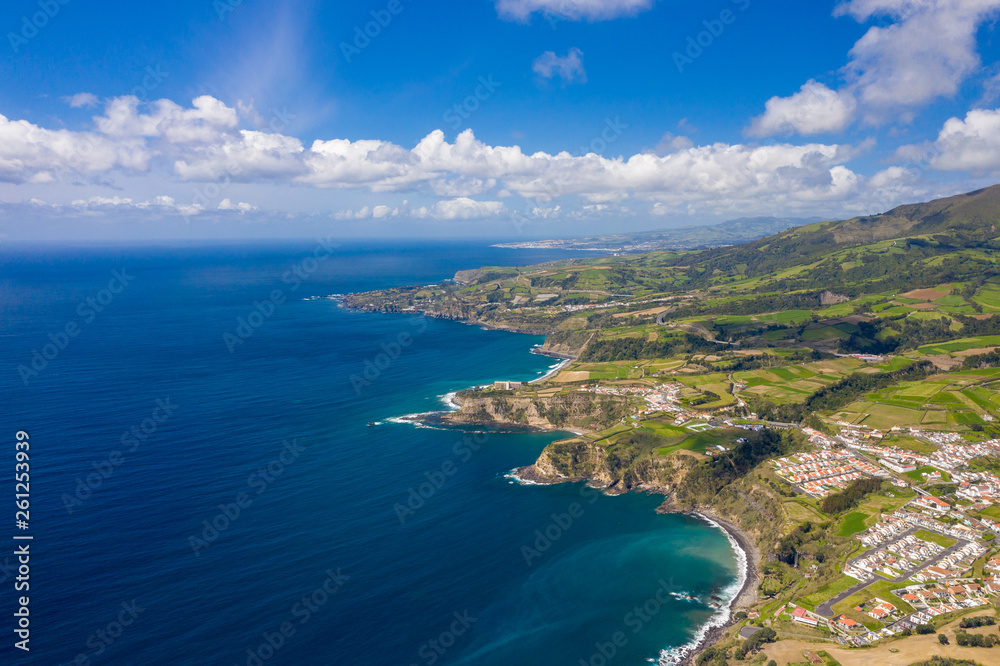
[816,527,969,617]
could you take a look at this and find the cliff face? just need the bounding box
[444,392,633,430]
[526,436,697,494]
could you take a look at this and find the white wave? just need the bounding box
[503,469,545,486]
[654,514,748,665]
[439,391,460,410]
[385,414,447,430]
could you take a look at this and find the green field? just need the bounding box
[914,529,958,548]
[904,466,950,483]
[837,512,869,537]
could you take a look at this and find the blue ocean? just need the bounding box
[0,241,741,666]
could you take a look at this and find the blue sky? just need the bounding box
[3,0,1000,239]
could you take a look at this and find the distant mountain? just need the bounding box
[493,216,822,252]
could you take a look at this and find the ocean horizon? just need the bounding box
[0,240,742,665]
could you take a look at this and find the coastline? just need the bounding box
[507,465,761,666]
[672,510,761,666]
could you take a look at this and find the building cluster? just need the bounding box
[770,450,877,498]
[578,382,711,428]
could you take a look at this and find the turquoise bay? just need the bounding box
[0,241,740,665]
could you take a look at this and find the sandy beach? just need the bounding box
[670,509,761,665]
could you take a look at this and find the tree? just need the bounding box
[916,623,935,634]
[939,633,949,644]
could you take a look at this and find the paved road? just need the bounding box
[816,528,968,618]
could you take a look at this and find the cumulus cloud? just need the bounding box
[62,195,203,217]
[496,0,655,21]
[412,198,507,220]
[0,94,897,219]
[926,108,1000,171]
[65,93,99,109]
[752,0,1000,135]
[217,198,257,213]
[532,48,587,84]
[748,81,857,136]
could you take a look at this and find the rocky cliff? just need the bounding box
[444,391,634,430]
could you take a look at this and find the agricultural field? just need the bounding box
[828,366,1000,430]
[734,358,863,405]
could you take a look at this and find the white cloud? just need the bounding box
[532,48,587,84]
[748,81,857,137]
[836,0,1000,114]
[95,95,239,142]
[496,0,655,21]
[65,93,99,109]
[63,195,203,217]
[218,198,257,213]
[0,95,902,220]
[752,0,1000,135]
[0,113,150,184]
[412,198,507,220]
[926,107,1000,171]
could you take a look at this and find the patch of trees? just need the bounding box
[580,334,717,362]
[839,320,900,355]
[960,615,996,628]
[775,521,818,565]
[916,623,935,634]
[734,627,776,659]
[675,429,789,506]
[912,657,981,666]
[955,631,999,647]
[820,477,884,514]
[963,349,1000,370]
